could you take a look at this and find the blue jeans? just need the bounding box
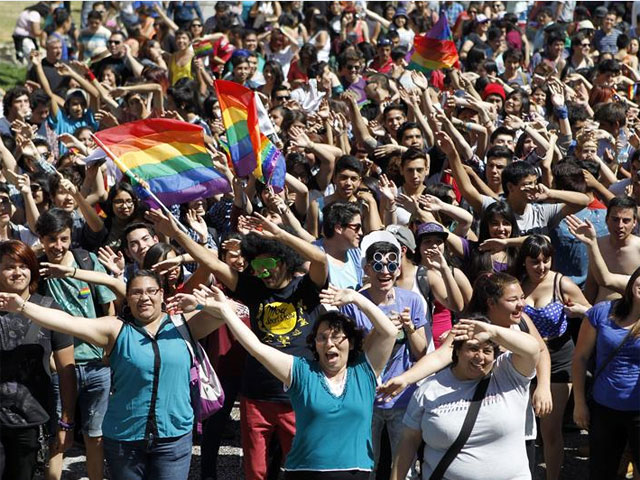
[371,407,417,480]
[104,432,193,480]
[76,363,110,437]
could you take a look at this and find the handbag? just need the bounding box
[170,314,225,421]
[429,373,492,480]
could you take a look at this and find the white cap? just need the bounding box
[577,20,595,31]
[360,231,402,269]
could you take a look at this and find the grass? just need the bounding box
[0,61,26,90]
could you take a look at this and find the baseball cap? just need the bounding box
[594,6,608,18]
[360,231,401,268]
[378,36,392,47]
[475,14,490,24]
[415,222,449,242]
[386,225,416,252]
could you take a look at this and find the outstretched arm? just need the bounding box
[196,285,294,386]
[0,293,121,349]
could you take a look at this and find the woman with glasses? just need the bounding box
[102,182,142,249]
[563,31,594,76]
[0,269,222,480]
[179,282,396,480]
[414,222,472,347]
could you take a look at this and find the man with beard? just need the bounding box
[584,195,640,303]
[145,208,329,480]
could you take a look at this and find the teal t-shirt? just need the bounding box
[284,354,377,472]
[44,252,117,363]
[103,317,193,441]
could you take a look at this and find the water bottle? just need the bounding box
[618,129,630,166]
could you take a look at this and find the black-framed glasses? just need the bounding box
[315,333,348,344]
[128,287,161,299]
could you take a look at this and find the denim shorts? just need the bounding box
[76,363,111,437]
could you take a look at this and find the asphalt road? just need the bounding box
[34,407,595,480]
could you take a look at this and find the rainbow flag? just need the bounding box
[193,39,214,58]
[254,93,285,191]
[93,118,230,208]
[214,80,260,177]
[409,15,459,72]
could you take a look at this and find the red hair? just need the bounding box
[0,240,40,293]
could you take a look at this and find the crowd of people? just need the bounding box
[0,1,639,480]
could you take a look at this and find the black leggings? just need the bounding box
[284,470,369,480]
[589,402,640,479]
[0,426,40,480]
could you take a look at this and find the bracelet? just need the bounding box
[403,323,416,334]
[71,267,77,278]
[18,300,27,315]
[465,122,472,132]
[58,419,75,431]
[195,304,204,311]
[86,70,96,82]
[553,105,568,120]
[178,254,185,264]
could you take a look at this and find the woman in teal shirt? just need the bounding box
[183,283,397,479]
[0,270,223,480]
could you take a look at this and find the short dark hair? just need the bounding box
[503,48,523,62]
[401,147,428,168]
[365,241,399,263]
[126,269,162,295]
[501,161,537,195]
[486,145,514,162]
[334,155,363,177]
[322,202,361,239]
[3,86,30,117]
[122,222,156,249]
[35,208,73,238]
[382,102,407,119]
[30,89,50,109]
[489,126,515,144]
[594,102,627,128]
[306,311,365,365]
[397,121,422,143]
[553,160,587,193]
[87,10,103,21]
[607,196,638,220]
[53,7,70,27]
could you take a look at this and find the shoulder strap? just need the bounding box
[592,328,635,383]
[429,373,492,480]
[518,318,530,334]
[169,314,202,365]
[416,267,434,326]
[553,273,565,304]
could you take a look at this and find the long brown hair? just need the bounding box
[611,266,640,338]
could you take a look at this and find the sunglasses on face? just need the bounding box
[251,257,280,274]
[275,95,290,101]
[370,251,399,273]
[0,197,10,207]
[108,40,122,45]
[30,184,41,192]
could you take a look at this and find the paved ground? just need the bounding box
[34,403,596,480]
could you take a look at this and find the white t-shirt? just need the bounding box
[482,195,564,234]
[404,353,533,480]
[14,10,40,37]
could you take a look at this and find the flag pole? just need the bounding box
[90,133,190,234]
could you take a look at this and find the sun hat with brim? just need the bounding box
[415,222,449,242]
[577,20,595,31]
[65,88,89,104]
[360,231,402,269]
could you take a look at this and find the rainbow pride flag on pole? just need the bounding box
[93,118,230,208]
[408,15,459,72]
[193,39,214,58]
[254,93,285,191]
[214,80,260,177]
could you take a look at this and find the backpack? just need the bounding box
[415,266,434,327]
[170,314,224,422]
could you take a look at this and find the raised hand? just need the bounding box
[95,109,119,128]
[186,208,208,241]
[97,246,125,276]
[377,375,410,402]
[165,293,199,314]
[59,175,78,195]
[434,131,456,156]
[423,247,446,271]
[11,119,36,140]
[396,193,419,215]
[319,284,357,307]
[378,174,397,203]
[450,318,496,343]
[410,70,429,91]
[145,208,180,236]
[417,194,444,213]
[39,262,74,279]
[478,238,508,253]
[565,215,597,245]
[55,62,74,77]
[15,174,31,196]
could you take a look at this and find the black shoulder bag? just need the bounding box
[429,373,492,480]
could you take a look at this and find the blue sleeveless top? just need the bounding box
[523,273,568,339]
[103,316,193,441]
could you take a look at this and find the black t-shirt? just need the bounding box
[232,273,326,402]
[27,58,71,96]
[0,294,71,427]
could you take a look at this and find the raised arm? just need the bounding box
[40,262,126,300]
[452,319,540,377]
[434,131,485,213]
[0,292,121,349]
[242,213,328,287]
[320,285,397,377]
[59,176,105,233]
[145,208,239,291]
[197,285,293,386]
